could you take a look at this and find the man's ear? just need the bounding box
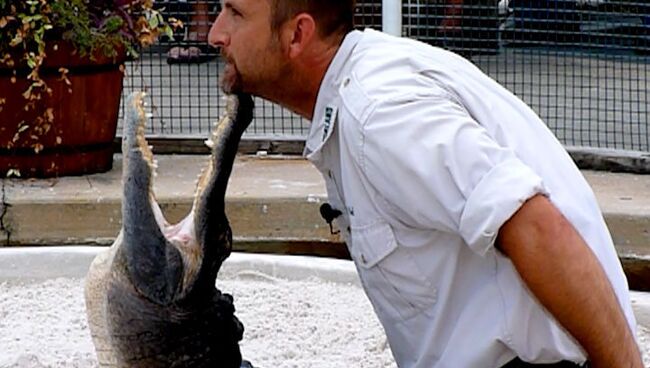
[282,13,316,59]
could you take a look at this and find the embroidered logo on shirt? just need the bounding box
[322,106,334,141]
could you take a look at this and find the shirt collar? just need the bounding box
[303,30,363,157]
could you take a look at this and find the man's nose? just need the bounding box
[208,12,229,49]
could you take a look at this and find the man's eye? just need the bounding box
[224,3,242,17]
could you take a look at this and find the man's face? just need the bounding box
[209,0,286,95]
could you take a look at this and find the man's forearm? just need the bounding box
[496,194,642,368]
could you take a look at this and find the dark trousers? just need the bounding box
[501,357,590,367]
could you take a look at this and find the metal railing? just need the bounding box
[120,0,650,152]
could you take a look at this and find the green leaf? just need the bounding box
[23,15,43,22]
[149,13,159,28]
[164,25,174,40]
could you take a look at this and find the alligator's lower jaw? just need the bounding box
[125,92,209,293]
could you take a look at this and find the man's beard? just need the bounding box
[220,61,243,94]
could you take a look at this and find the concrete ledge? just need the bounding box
[0,246,359,285]
[0,156,337,246]
[568,146,650,175]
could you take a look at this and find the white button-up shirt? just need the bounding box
[303,29,636,368]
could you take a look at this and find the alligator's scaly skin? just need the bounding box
[85,92,254,367]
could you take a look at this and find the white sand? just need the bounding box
[0,275,396,368]
[0,257,648,367]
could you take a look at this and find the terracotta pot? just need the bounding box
[0,41,125,178]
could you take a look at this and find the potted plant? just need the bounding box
[0,0,176,178]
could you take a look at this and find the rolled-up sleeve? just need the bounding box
[459,158,548,255]
[360,90,549,256]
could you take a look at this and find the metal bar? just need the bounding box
[382,0,402,36]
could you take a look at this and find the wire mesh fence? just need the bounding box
[120,0,650,152]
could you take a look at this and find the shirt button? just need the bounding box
[342,78,350,88]
[361,253,367,264]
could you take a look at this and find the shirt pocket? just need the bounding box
[351,220,438,322]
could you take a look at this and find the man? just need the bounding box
[207,1,643,367]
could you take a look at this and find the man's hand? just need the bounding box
[496,194,643,368]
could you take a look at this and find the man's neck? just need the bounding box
[264,35,343,121]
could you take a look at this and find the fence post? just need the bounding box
[382,0,402,36]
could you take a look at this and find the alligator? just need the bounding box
[84,91,254,367]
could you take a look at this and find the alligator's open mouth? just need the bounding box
[121,91,254,298]
[84,92,253,367]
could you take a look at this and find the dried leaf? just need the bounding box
[9,34,22,46]
[45,108,54,123]
[59,68,72,86]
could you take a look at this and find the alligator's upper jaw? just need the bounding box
[119,92,253,303]
[191,93,254,280]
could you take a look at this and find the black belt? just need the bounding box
[501,357,590,368]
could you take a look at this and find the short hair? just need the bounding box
[269,0,356,38]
